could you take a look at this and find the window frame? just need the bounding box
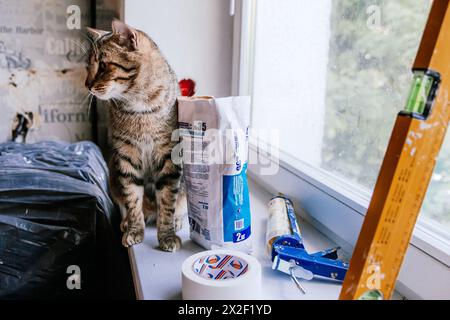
[233,0,450,299]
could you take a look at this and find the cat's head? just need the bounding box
[85,20,148,101]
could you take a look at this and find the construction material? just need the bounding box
[178,96,252,253]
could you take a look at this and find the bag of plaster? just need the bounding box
[177,96,252,253]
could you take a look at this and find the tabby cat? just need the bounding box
[85,20,185,251]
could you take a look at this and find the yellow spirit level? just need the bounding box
[340,0,450,300]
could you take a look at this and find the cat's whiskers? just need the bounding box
[79,93,93,112]
[70,39,89,55]
[117,91,143,105]
[81,32,99,56]
[87,93,94,121]
[119,96,138,107]
[111,98,121,109]
[121,89,152,102]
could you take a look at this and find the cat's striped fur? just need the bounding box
[85,20,185,251]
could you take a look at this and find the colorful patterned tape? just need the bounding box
[193,254,249,280]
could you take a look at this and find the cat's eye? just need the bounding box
[99,62,107,72]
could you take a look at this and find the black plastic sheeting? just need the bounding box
[0,141,129,299]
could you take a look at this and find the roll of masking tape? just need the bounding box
[181,250,262,300]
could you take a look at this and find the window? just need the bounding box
[245,0,449,236]
[322,0,449,234]
[237,0,449,298]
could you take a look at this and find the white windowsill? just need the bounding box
[251,143,450,267]
[126,178,375,300]
[247,144,450,299]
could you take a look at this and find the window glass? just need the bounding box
[251,0,448,231]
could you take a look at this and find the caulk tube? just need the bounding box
[266,196,301,254]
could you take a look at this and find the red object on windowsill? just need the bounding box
[179,79,196,97]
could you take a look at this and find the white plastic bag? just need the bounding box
[178,96,252,253]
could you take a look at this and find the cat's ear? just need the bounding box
[86,27,109,41]
[111,19,138,51]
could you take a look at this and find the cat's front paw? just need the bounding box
[122,227,144,247]
[120,219,128,232]
[159,234,182,252]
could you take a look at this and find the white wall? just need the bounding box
[124,0,234,98]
